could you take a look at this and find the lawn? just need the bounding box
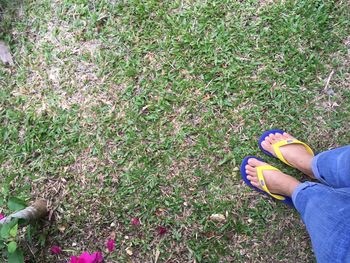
[0,0,349,262]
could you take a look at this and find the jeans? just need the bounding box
[292,146,350,263]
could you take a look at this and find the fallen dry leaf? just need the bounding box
[203,231,216,239]
[109,231,116,239]
[125,247,133,256]
[155,208,166,216]
[57,225,66,233]
[154,248,160,263]
[209,214,226,222]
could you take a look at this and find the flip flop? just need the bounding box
[240,156,294,206]
[258,129,314,167]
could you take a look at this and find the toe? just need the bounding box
[269,133,278,143]
[265,136,273,144]
[246,169,253,175]
[245,165,255,172]
[247,175,258,183]
[247,158,256,166]
[251,181,261,189]
[283,132,294,139]
[247,158,265,167]
[275,133,283,139]
[261,141,271,151]
[247,169,257,177]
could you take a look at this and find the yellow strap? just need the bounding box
[256,165,285,201]
[272,139,314,167]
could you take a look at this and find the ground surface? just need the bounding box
[0,0,349,262]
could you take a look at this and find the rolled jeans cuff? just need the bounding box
[292,181,318,205]
[311,152,329,185]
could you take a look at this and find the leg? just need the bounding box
[261,133,350,188]
[246,159,350,262]
[312,145,350,188]
[293,182,350,263]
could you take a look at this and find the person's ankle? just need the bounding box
[288,154,314,177]
[285,180,301,197]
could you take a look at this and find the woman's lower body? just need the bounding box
[244,132,350,263]
[293,146,350,262]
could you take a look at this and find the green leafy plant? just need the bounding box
[0,197,27,263]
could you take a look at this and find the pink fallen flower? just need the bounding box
[106,238,115,252]
[95,252,103,262]
[131,217,140,226]
[157,226,167,236]
[0,213,5,220]
[51,245,62,255]
[69,256,79,263]
[69,252,103,263]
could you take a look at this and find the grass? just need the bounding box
[0,0,349,262]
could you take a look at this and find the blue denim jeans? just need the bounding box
[292,145,350,263]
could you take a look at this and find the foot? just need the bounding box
[261,132,314,177]
[245,158,300,197]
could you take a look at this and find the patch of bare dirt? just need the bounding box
[9,2,127,117]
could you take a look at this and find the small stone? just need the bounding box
[0,41,14,65]
[326,89,335,96]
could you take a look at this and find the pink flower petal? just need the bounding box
[93,251,103,263]
[0,213,5,220]
[157,226,167,236]
[106,238,115,252]
[79,252,97,263]
[69,256,79,263]
[69,251,104,263]
[50,245,62,255]
[131,217,140,226]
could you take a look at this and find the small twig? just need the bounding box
[323,70,334,92]
[25,239,36,259]
[204,78,215,90]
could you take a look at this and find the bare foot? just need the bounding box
[245,158,300,197]
[261,132,314,178]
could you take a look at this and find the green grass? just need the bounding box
[0,0,349,262]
